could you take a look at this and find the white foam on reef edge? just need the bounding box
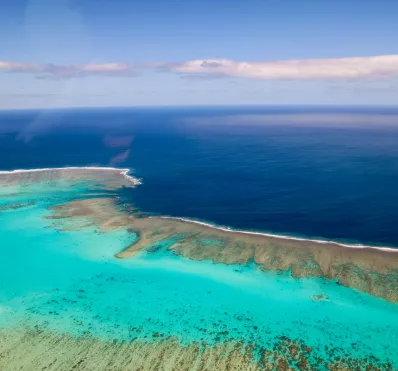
[156,216,398,253]
[0,166,141,186]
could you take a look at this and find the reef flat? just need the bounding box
[0,329,394,371]
[0,167,140,189]
[1,167,398,371]
[47,196,398,303]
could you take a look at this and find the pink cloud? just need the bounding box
[168,55,398,81]
[2,54,398,81]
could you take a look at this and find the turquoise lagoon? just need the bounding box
[0,179,398,369]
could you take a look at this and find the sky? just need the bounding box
[1,0,398,109]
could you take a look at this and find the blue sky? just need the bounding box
[1,0,398,109]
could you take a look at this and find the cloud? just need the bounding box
[166,55,398,81]
[0,93,108,98]
[180,73,227,81]
[2,54,398,81]
[0,61,137,79]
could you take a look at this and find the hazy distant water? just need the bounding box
[1,106,398,246]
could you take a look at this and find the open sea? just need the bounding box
[2,106,398,246]
[1,106,398,370]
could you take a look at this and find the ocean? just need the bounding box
[1,106,398,370]
[1,106,398,246]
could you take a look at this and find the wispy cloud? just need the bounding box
[2,54,398,81]
[0,61,137,79]
[164,55,398,81]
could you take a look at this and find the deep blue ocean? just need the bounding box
[1,106,398,247]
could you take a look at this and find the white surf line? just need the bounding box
[118,168,142,185]
[155,216,398,253]
[0,166,142,186]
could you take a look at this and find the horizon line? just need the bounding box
[2,103,398,113]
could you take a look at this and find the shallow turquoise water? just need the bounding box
[0,180,398,368]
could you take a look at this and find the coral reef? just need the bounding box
[47,197,398,302]
[0,329,393,371]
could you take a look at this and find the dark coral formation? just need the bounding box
[0,201,35,211]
